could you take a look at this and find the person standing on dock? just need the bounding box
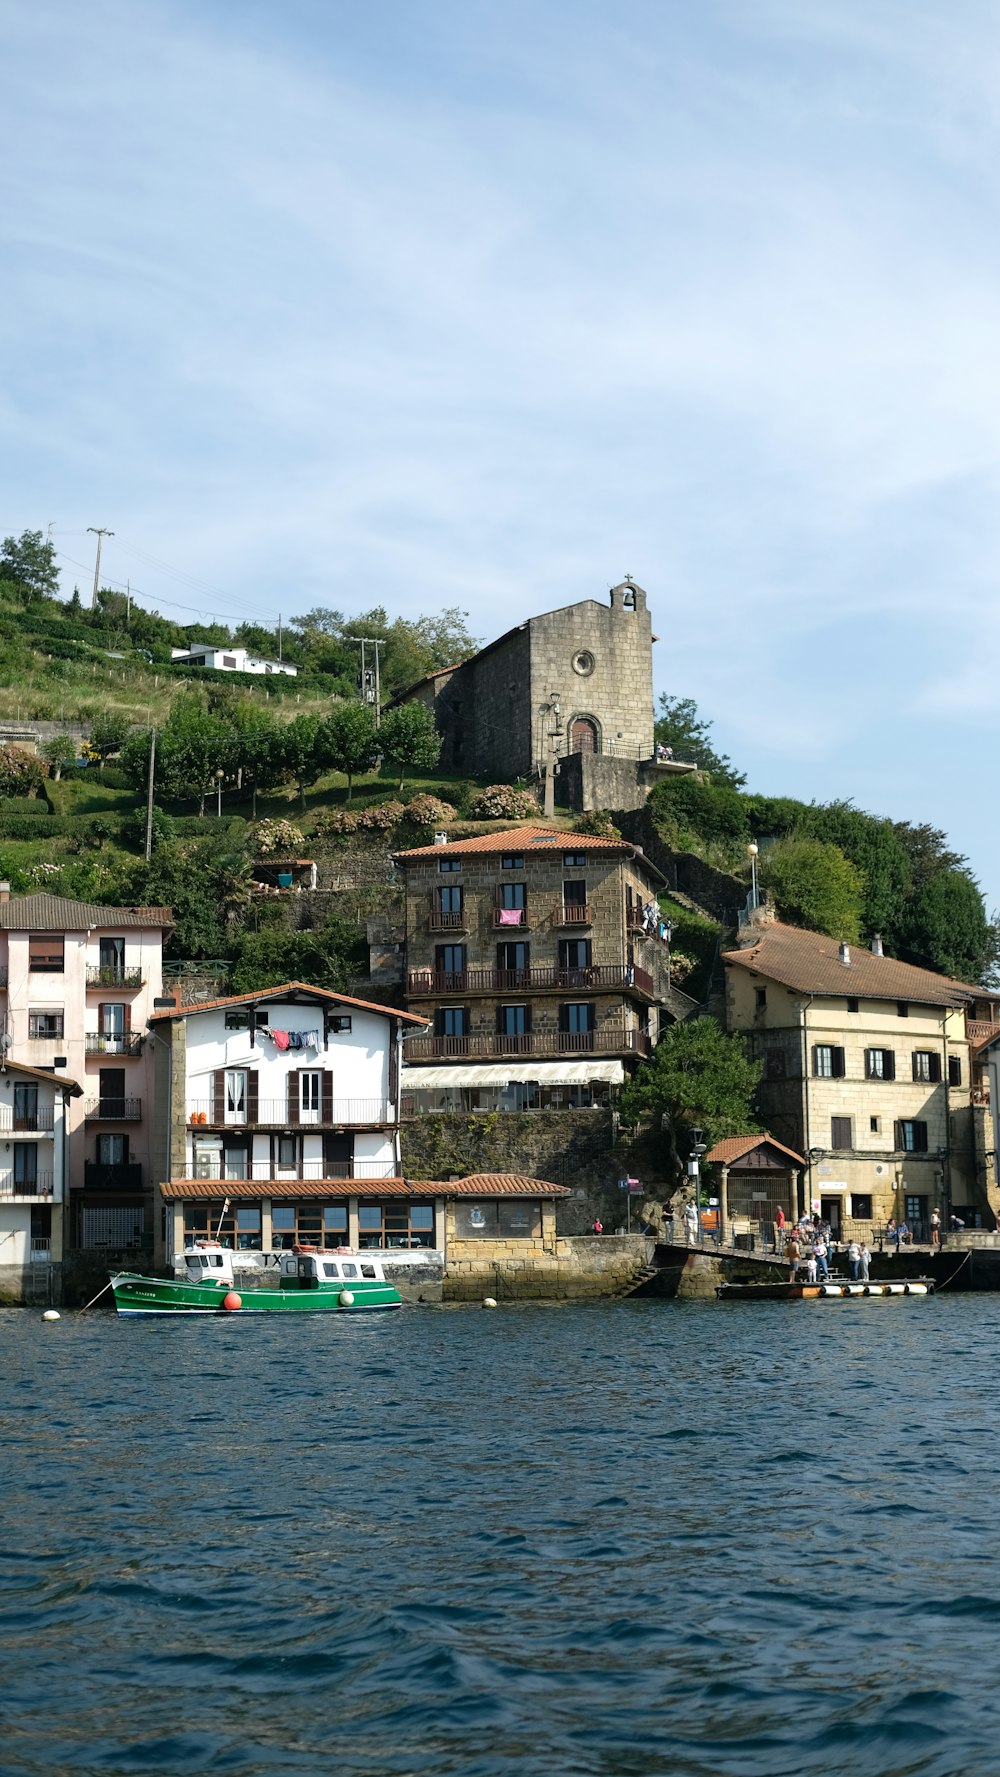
[930,1208,941,1247]
[813,1234,829,1281]
[774,1205,785,1253]
[858,1243,871,1283]
[848,1239,862,1281]
[787,1233,801,1281]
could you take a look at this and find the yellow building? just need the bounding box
[723,912,999,1240]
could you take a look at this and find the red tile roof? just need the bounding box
[420,1172,571,1197]
[724,922,979,1007]
[395,824,650,862]
[149,980,427,1026]
[160,1178,411,1200]
[705,1133,806,1167]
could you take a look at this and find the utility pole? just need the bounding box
[277,614,282,661]
[144,729,156,862]
[349,636,385,726]
[87,527,114,610]
[126,580,132,627]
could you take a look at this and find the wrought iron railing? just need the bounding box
[0,1172,54,1197]
[188,1159,400,1182]
[405,1029,651,1061]
[407,963,654,996]
[84,1099,143,1121]
[86,966,144,988]
[84,1033,144,1056]
[185,1098,393,1127]
[0,1108,55,1133]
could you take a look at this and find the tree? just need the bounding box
[279,714,321,809]
[0,530,60,602]
[377,701,441,790]
[654,695,745,787]
[231,703,282,817]
[88,712,130,769]
[618,1017,762,1182]
[902,869,995,983]
[41,735,77,780]
[322,702,380,802]
[0,745,46,798]
[228,915,364,995]
[800,801,912,952]
[761,838,865,942]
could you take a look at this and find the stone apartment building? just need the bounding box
[724,910,999,1238]
[0,886,170,1256]
[395,824,695,1115]
[393,580,694,811]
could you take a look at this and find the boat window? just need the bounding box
[341,1263,358,1278]
[323,1263,340,1279]
[360,1264,377,1279]
[187,1255,206,1267]
[210,1255,224,1267]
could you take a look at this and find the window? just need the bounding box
[455,1200,542,1239]
[225,1070,248,1123]
[225,1010,251,1030]
[358,1201,435,1249]
[13,1084,38,1130]
[438,858,462,873]
[501,854,524,869]
[29,935,64,973]
[563,878,588,907]
[912,1051,942,1083]
[499,1200,541,1236]
[271,1203,327,1249]
[457,1200,498,1237]
[98,1003,127,1051]
[97,1133,127,1165]
[14,1144,38,1189]
[831,1116,852,1149]
[497,1004,530,1036]
[851,1194,873,1220]
[896,1119,928,1152]
[870,1115,880,1133]
[223,655,237,668]
[327,1015,351,1035]
[436,1007,468,1039]
[558,938,592,975]
[563,852,587,867]
[322,1205,348,1246]
[496,941,529,980]
[847,997,859,1013]
[99,936,125,979]
[277,1135,298,1169]
[299,1072,322,1124]
[435,944,467,982]
[499,882,526,909]
[434,885,463,914]
[865,1048,895,1081]
[949,1055,963,1087]
[235,1206,261,1250]
[897,1003,909,1018]
[560,1003,595,1036]
[812,1044,845,1078]
[223,1141,248,1180]
[755,987,767,1009]
[28,1011,64,1039]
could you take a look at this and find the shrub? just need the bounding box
[313,807,360,837]
[252,817,305,856]
[404,793,457,827]
[467,784,540,820]
[574,809,620,838]
[355,800,406,830]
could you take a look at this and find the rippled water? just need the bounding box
[2,1296,999,1775]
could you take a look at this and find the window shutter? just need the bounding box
[247,1069,259,1124]
[929,1053,941,1083]
[213,1069,225,1122]
[885,1050,895,1081]
[123,1002,132,1033]
[322,1071,334,1122]
[893,1119,902,1150]
[287,1071,299,1126]
[98,1003,106,1035]
[833,1047,845,1078]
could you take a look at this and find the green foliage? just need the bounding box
[120,806,176,853]
[377,702,441,790]
[119,838,251,957]
[322,701,379,800]
[901,870,995,983]
[0,745,46,799]
[88,711,131,765]
[279,713,321,809]
[0,530,60,602]
[574,809,621,837]
[42,735,77,778]
[797,801,911,949]
[761,838,865,943]
[654,695,745,786]
[618,1018,762,1181]
[228,915,365,995]
[660,895,719,1002]
[647,774,749,850]
[466,784,540,820]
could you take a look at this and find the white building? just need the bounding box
[170,645,297,677]
[0,1059,80,1301]
[148,982,434,1266]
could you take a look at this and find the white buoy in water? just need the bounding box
[42,1310,60,1321]
[483,1296,498,1309]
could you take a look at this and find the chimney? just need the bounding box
[0,881,9,904]
[839,942,851,966]
[433,832,448,847]
[871,933,884,957]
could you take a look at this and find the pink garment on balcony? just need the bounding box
[498,907,523,925]
[271,1029,290,1051]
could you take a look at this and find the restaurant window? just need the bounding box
[948,1055,963,1087]
[865,1048,896,1081]
[28,1010,64,1039]
[912,1051,942,1083]
[501,854,524,869]
[358,1201,435,1249]
[322,1204,348,1247]
[235,1205,261,1250]
[812,1044,845,1078]
[270,1203,324,1248]
[895,1119,928,1152]
[830,1116,852,1149]
[28,934,64,973]
[185,1202,231,1245]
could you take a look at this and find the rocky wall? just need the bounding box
[443,1232,655,1301]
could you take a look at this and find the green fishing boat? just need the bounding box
[110,1243,402,1316]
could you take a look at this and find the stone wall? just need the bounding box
[444,1230,655,1301]
[613,807,744,924]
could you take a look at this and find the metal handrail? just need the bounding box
[84,1099,143,1121]
[407,963,654,996]
[0,1173,54,1197]
[185,1098,393,1126]
[189,1160,400,1182]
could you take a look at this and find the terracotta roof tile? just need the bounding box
[149,980,427,1025]
[724,921,980,1007]
[0,893,173,931]
[705,1133,806,1167]
[419,1172,571,1196]
[396,824,645,862]
[160,1178,411,1200]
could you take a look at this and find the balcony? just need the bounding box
[185,1097,393,1128]
[407,963,655,998]
[552,902,593,927]
[405,1029,652,1062]
[189,1160,400,1183]
[427,907,470,932]
[0,1172,54,1198]
[493,902,530,930]
[84,1099,143,1122]
[82,1161,143,1192]
[85,1033,144,1057]
[86,966,144,989]
[0,1108,55,1133]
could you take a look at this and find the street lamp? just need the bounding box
[215,769,224,817]
[748,842,759,910]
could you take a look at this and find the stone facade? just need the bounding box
[442,1215,655,1301]
[395,581,655,781]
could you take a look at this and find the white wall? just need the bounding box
[182,1002,393,1108]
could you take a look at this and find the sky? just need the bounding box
[5,0,1000,901]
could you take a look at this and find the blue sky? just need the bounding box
[6,1,1000,901]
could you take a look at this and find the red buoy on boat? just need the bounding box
[223,1291,242,1311]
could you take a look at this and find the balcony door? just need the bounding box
[99,937,125,980]
[13,1083,38,1132]
[99,1068,126,1119]
[99,1003,128,1052]
[14,1143,38,1191]
[299,1071,322,1125]
[225,1070,248,1125]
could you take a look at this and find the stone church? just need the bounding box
[394,580,668,807]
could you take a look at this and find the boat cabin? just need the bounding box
[183,1243,235,1285]
[277,1250,388,1289]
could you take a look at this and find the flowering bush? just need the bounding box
[574,809,620,838]
[355,800,407,831]
[313,807,359,837]
[253,818,305,856]
[467,784,540,820]
[403,793,457,827]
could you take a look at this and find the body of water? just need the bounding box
[2,1296,999,1776]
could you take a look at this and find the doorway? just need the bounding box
[821,1195,842,1238]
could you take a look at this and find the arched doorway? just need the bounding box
[570,716,599,754]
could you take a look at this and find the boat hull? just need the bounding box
[111,1273,402,1316]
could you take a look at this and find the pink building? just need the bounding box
[0,885,171,1254]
